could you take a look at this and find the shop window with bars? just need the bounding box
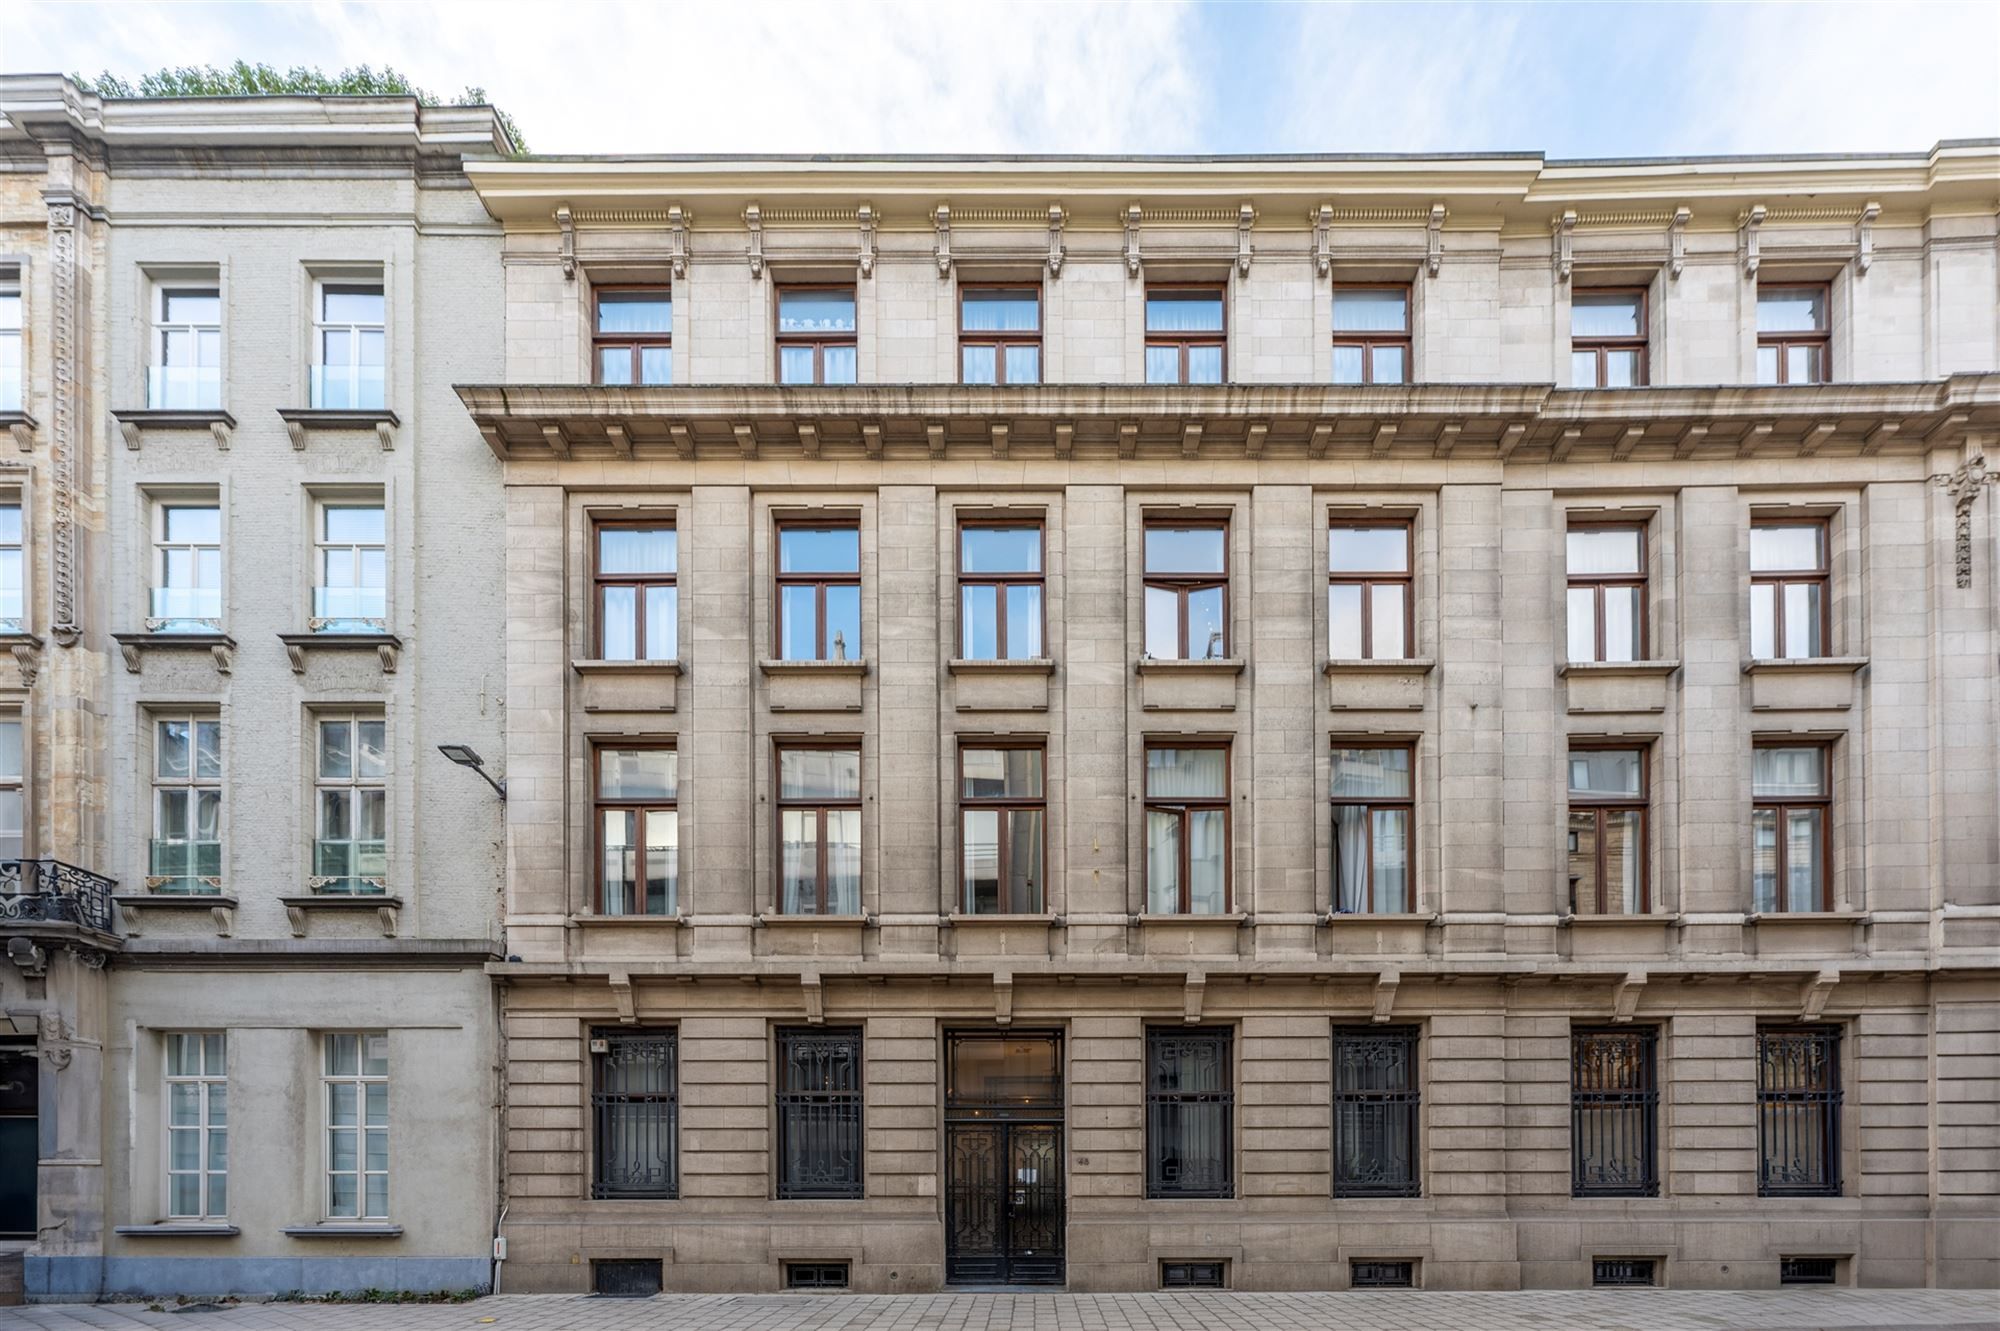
[1333,1025,1420,1197]
[1571,1027,1658,1197]
[1592,1258,1657,1287]
[786,1262,851,1289]
[1160,1261,1226,1289]
[591,1028,678,1199]
[593,1259,662,1297]
[775,1027,864,1199]
[1758,1026,1841,1197]
[1780,1257,1840,1285]
[1145,1027,1234,1199]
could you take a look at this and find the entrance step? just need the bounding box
[0,1250,24,1306]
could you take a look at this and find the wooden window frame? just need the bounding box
[1566,521,1649,662]
[956,517,1045,661]
[0,273,20,413]
[592,742,678,916]
[1330,742,1416,914]
[1752,741,1832,913]
[1330,283,1413,385]
[957,284,1042,385]
[958,740,1047,915]
[1143,282,1227,385]
[1757,283,1831,386]
[1570,286,1650,388]
[593,519,678,661]
[774,284,857,386]
[1328,519,1414,660]
[1567,743,1650,915]
[592,284,672,386]
[1143,739,1232,915]
[1751,518,1831,658]
[1143,517,1230,660]
[773,519,861,661]
[775,740,862,916]
[0,500,25,632]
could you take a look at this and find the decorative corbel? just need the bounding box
[797,422,820,459]
[375,641,399,675]
[1312,203,1333,277]
[283,639,307,674]
[1183,971,1207,1024]
[1046,204,1066,278]
[284,417,308,450]
[538,423,571,460]
[1498,422,1529,459]
[211,904,235,938]
[1245,421,1269,459]
[1123,203,1143,278]
[802,971,825,1025]
[1432,421,1463,459]
[6,417,31,452]
[210,641,233,675]
[744,204,764,278]
[732,422,758,459]
[857,204,876,280]
[1614,424,1647,461]
[555,204,575,280]
[668,205,689,280]
[604,421,631,458]
[1673,423,1709,459]
[861,422,882,458]
[1552,426,1582,462]
[4,938,46,980]
[1117,420,1139,459]
[932,204,952,278]
[1861,421,1900,457]
[374,421,394,452]
[1236,202,1255,276]
[1372,969,1400,1024]
[1741,203,1766,277]
[1180,421,1203,460]
[669,423,695,459]
[10,642,39,689]
[1856,201,1880,275]
[284,904,307,937]
[1370,423,1398,458]
[118,901,144,935]
[375,903,398,937]
[118,417,143,450]
[1552,210,1576,283]
[1930,452,1996,589]
[1798,420,1838,457]
[926,421,947,460]
[609,969,637,1024]
[1426,202,1445,277]
[990,422,1009,459]
[213,419,233,450]
[1611,969,1647,1023]
[116,640,141,674]
[1053,421,1073,458]
[1799,966,1840,1021]
[1307,422,1334,459]
[1668,206,1691,280]
[993,971,1014,1027]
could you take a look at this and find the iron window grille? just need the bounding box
[1592,1258,1657,1287]
[1571,1027,1658,1197]
[1160,1261,1226,1289]
[786,1262,851,1289]
[593,286,672,386]
[1570,288,1648,388]
[1780,1256,1839,1285]
[592,1259,662,1297]
[1145,1027,1234,1199]
[594,521,677,661]
[1350,1260,1415,1288]
[1333,1025,1421,1197]
[776,1027,864,1199]
[591,1028,679,1199]
[1330,284,1412,385]
[1757,1026,1842,1197]
[1757,284,1830,385]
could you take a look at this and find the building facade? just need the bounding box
[0,77,510,1301]
[466,149,2000,1294]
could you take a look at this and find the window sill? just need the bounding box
[1322,911,1438,926]
[1324,657,1435,676]
[757,911,870,928]
[115,1223,241,1239]
[759,658,868,677]
[114,894,235,939]
[1560,912,1680,928]
[1136,912,1248,926]
[947,657,1055,676]
[573,912,687,928]
[276,407,399,451]
[112,631,235,676]
[1742,656,1869,675]
[573,657,683,677]
[0,410,38,450]
[280,1223,404,1240]
[1747,911,1865,925]
[112,408,236,450]
[280,631,400,675]
[1135,657,1245,676]
[1556,660,1681,679]
[945,912,1061,926]
[281,893,402,938]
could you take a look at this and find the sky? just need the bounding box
[2,0,1996,158]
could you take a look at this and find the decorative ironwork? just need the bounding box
[1780,1256,1839,1285]
[0,859,119,933]
[1593,1258,1656,1287]
[591,1029,678,1199]
[776,1027,863,1199]
[1333,1025,1421,1198]
[785,1262,849,1289]
[1571,1027,1658,1197]
[591,1259,661,1297]
[1161,1260,1226,1289]
[1758,1026,1842,1197]
[945,1033,1065,1286]
[1351,1260,1414,1289]
[1145,1028,1234,1200]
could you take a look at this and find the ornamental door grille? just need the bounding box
[944,1032,1064,1286]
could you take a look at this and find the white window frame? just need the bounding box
[149,714,222,894]
[0,271,21,414]
[149,283,222,410]
[0,714,24,862]
[150,500,223,632]
[310,278,386,410]
[312,713,387,895]
[163,1032,228,1221]
[321,1032,390,1221]
[0,498,23,633]
[312,498,387,632]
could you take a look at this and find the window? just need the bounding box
[960,287,1040,384]
[960,745,1045,914]
[312,282,385,409]
[590,1028,678,1199]
[1758,1026,1842,1197]
[1592,1258,1656,1287]
[1350,1261,1415,1289]
[1757,285,1829,385]
[593,1260,662,1297]
[313,716,386,895]
[1144,744,1229,915]
[958,521,1043,660]
[786,1262,851,1289]
[149,286,222,410]
[1331,285,1411,384]
[776,522,861,661]
[1143,522,1228,660]
[1571,1027,1658,1197]
[1751,521,1828,659]
[594,747,678,916]
[775,1027,863,1199]
[776,287,856,385]
[777,745,860,915]
[593,287,672,386]
[595,523,677,660]
[1145,1027,1233,1198]
[1567,748,1647,915]
[322,1032,388,1221]
[1145,287,1225,384]
[164,1033,227,1220]
[0,273,19,413]
[1753,745,1829,913]
[313,502,386,633]
[1331,746,1413,914]
[1328,522,1410,659]
[0,502,21,632]
[150,716,220,895]
[1332,1025,1420,1197]
[0,719,20,861]
[1570,289,1647,388]
[1160,1261,1226,1289]
[1780,1257,1840,1285]
[1566,524,1646,662]
[150,503,222,633]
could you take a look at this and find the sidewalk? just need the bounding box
[4,1289,1998,1331]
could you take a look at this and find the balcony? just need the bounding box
[0,859,120,957]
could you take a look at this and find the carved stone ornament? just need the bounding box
[1236,202,1255,276]
[668,205,689,279]
[1046,204,1066,277]
[1312,203,1333,276]
[11,642,39,689]
[47,197,82,645]
[1551,210,1576,283]
[40,1006,73,1067]
[555,204,576,280]
[932,204,952,278]
[1426,202,1445,277]
[1668,206,1691,279]
[857,204,877,279]
[744,204,764,278]
[1931,453,1996,590]
[1124,204,1143,278]
[1741,203,1766,277]
[1856,201,1881,275]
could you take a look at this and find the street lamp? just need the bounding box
[438,744,507,799]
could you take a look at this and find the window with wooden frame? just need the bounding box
[1145,1027,1234,1198]
[957,520,1043,660]
[1144,743,1230,915]
[1570,288,1648,388]
[1331,285,1411,385]
[776,522,860,661]
[1757,284,1829,386]
[0,716,21,861]
[0,271,19,413]
[594,521,677,661]
[593,286,672,386]
[1328,521,1412,659]
[1570,1026,1658,1197]
[1144,286,1225,385]
[959,286,1041,384]
[1565,523,1646,663]
[1752,744,1830,913]
[777,744,861,916]
[0,501,22,633]
[776,286,857,385]
[1331,745,1413,914]
[1567,746,1647,915]
[594,746,678,916]
[960,744,1045,914]
[1757,1025,1842,1197]
[1143,520,1228,660]
[1751,520,1829,659]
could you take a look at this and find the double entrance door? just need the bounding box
[944,1032,1064,1285]
[0,1044,36,1238]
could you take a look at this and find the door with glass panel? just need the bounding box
[945,1033,1064,1286]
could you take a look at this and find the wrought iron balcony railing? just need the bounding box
[0,858,119,933]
